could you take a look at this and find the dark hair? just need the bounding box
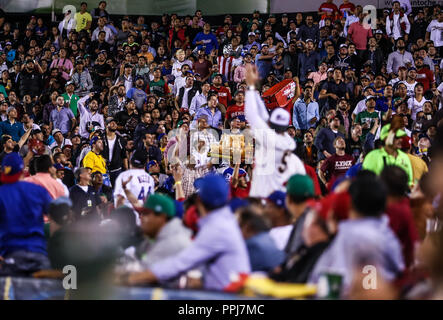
[380,165,409,197]
[34,155,53,173]
[238,208,270,234]
[348,175,386,217]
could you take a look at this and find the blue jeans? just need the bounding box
[0,250,51,276]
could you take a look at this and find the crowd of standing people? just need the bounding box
[1,0,443,299]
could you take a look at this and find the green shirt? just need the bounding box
[62,93,80,117]
[354,110,380,141]
[362,147,413,186]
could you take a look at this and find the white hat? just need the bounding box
[269,108,290,132]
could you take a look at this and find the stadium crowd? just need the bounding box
[1,0,443,299]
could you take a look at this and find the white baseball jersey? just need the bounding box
[114,169,155,208]
[245,90,306,198]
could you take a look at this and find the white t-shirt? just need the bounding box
[114,169,155,208]
[407,96,429,121]
[269,225,294,251]
[426,20,443,48]
[400,80,417,98]
[107,136,116,162]
[352,99,367,116]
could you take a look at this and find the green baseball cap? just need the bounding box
[286,174,315,198]
[380,124,407,141]
[143,194,175,218]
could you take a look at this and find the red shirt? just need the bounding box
[386,198,419,268]
[319,2,339,19]
[348,22,373,50]
[321,153,354,182]
[168,28,186,48]
[339,2,355,16]
[230,182,251,199]
[304,164,322,196]
[211,85,232,108]
[416,68,435,92]
[226,104,245,121]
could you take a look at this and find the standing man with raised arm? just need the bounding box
[244,65,305,198]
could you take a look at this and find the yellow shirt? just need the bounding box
[407,153,428,186]
[75,12,92,32]
[83,151,107,174]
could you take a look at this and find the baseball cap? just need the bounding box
[267,191,286,208]
[54,163,65,171]
[339,43,348,49]
[130,149,147,166]
[269,108,290,132]
[90,136,100,146]
[135,75,144,81]
[248,32,256,37]
[141,193,176,218]
[65,81,74,87]
[194,174,229,208]
[146,160,158,170]
[52,128,62,136]
[1,152,24,183]
[401,136,411,149]
[31,128,42,135]
[365,95,377,101]
[286,174,315,198]
[105,117,115,125]
[306,39,314,44]
[5,41,11,46]
[327,68,334,73]
[282,13,288,17]
[375,29,383,34]
[408,67,417,72]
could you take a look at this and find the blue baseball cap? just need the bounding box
[90,136,100,146]
[194,174,229,208]
[146,160,158,170]
[267,191,286,208]
[1,152,24,183]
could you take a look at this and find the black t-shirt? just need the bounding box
[322,80,347,110]
[345,136,363,161]
[115,110,140,134]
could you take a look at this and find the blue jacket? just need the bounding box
[0,181,52,256]
[0,120,25,142]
